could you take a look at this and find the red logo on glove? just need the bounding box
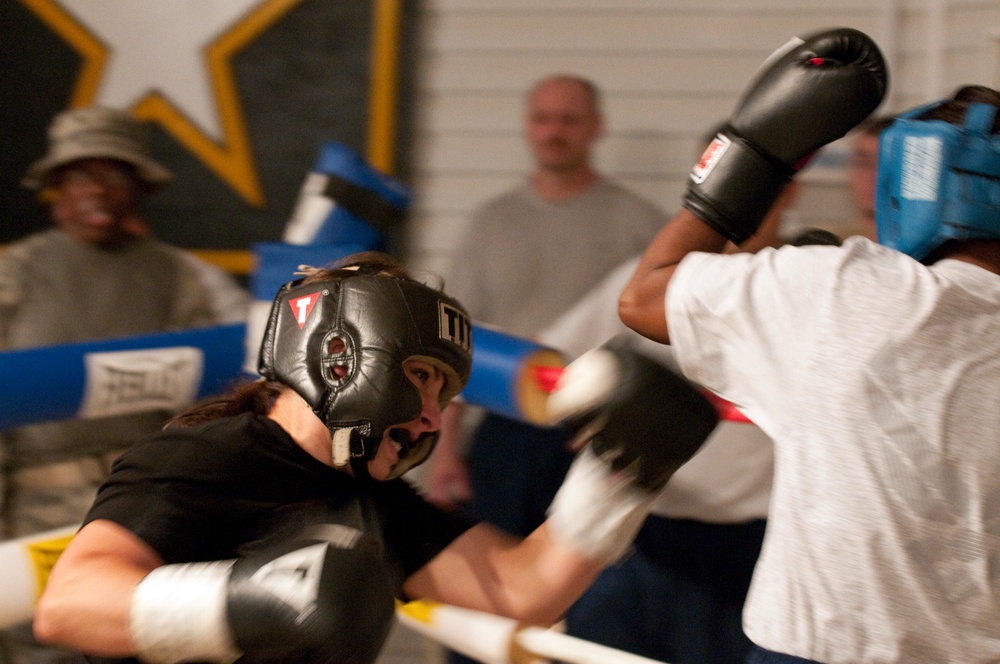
[691,134,731,184]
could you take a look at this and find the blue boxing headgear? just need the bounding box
[875,100,1000,261]
[258,267,472,479]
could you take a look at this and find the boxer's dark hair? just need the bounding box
[916,85,1000,132]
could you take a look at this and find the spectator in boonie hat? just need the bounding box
[21,106,173,191]
[19,106,177,246]
[0,104,250,664]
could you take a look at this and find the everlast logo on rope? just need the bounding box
[79,347,203,419]
[439,302,471,351]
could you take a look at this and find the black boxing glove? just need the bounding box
[686,27,888,243]
[129,527,394,664]
[544,335,718,563]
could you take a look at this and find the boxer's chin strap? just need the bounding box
[383,429,438,480]
[331,428,354,468]
[331,427,373,480]
[350,454,371,480]
[331,426,437,481]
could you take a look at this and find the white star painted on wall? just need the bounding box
[22,0,306,206]
[60,0,260,143]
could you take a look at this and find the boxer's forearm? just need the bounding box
[403,522,601,627]
[619,209,728,343]
[35,571,142,656]
[34,521,161,656]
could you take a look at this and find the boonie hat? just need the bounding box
[22,106,174,189]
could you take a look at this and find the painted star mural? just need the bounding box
[21,0,304,206]
[4,0,414,260]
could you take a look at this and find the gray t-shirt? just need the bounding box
[0,229,249,534]
[446,177,666,337]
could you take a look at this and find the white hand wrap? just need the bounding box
[546,445,657,565]
[546,347,620,425]
[129,561,242,664]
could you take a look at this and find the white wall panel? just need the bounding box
[424,14,883,55]
[421,53,766,93]
[413,133,692,176]
[405,0,1000,275]
[415,93,742,136]
[426,0,877,10]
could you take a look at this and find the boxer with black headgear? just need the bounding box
[36,249,720,664]
[259,262,472,479]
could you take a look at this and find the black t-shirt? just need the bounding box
[85,412,477,584]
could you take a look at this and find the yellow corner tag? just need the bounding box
[26,534,74,599]
[397,598,440,624]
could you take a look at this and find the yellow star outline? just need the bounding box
[19,0,307,207]
[367,0,402,175]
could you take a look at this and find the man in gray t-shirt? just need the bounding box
[423,75,664,592]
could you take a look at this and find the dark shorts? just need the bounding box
[566,515,766,664]
[747,645,823,664]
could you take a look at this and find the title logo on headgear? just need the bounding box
[438,301,471,351]
[289,292,322,329]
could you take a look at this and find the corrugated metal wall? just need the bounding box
[404,0,1000,276]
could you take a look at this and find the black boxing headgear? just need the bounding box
[258,268,472,479]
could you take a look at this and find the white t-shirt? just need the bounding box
[539,256,772,524]
[666,235,1000,663]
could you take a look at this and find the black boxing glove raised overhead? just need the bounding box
[686,27,888,243]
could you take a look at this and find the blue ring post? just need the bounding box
[461,325,565,425]
[1,323,565,429]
